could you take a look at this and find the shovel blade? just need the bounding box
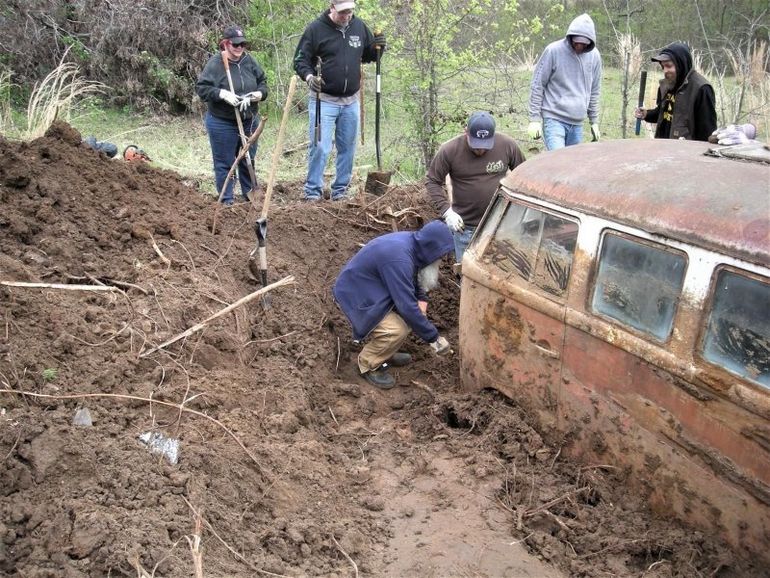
[365,170,393,196]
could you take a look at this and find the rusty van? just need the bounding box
[458,139,770,559]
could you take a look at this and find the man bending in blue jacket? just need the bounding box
[333,221,454,389]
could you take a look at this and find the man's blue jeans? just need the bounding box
[543,117,583,151]
[453,226,476,263]
[304,98,359,200]
[205,112,258,204]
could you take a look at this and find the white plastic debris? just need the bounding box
[72,407,93,427]
[138,431,179,465]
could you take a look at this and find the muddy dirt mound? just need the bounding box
[0,122,762,577]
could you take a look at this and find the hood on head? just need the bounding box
[566,13,597,52]
[413,221,453,268]
[654,42,692,90]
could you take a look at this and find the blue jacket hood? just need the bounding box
[332,221,453,343]
[412,220,454,267]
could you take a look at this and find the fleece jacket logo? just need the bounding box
[349,35,362,48]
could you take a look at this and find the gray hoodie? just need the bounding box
[528,14,602,125]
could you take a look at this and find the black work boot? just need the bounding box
[388,352,413,367]
[360,364,395,389]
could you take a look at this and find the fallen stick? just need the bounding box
[331,535,359,578]
[523,486,590,519]
[139,276,295,358]
[1,281,120,292]
[0,388,269,478]
[182,497,289,577]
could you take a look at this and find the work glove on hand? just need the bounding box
[714,124,754,146]
[527,121,542,140]
[430,336,451,356]
[373,33,387,50]
[306,74,324,93]
[238,91,263,112]
[590,123,600,142]
[219,89,241,107]
[443,208,464,233]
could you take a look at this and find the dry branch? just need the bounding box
[1,281,120,292]
[139,276,295,358]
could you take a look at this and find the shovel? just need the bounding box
[222,50,260,202]
[365,33,392,196]
[248,75,298,307]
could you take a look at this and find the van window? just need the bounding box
[481,201,578,300]
[591,233,686,341]
[702,270,770,388]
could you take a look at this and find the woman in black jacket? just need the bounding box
[196,26,268,205]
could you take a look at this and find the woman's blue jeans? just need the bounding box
[543,117,583,151]
[304,98,359,200]
[205,112,258,204]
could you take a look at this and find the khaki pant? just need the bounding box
[358,312,410,374]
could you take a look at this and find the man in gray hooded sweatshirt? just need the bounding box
[528,14,602,150]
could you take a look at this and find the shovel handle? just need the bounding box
[635,70,647,136]
[374,46,383,171]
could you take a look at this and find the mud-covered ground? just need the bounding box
[0,123,763,577]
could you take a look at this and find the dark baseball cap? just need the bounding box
[467,112,495,150]
[651,49,673,63]
[223,26,247,45]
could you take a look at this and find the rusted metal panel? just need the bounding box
[459,276,563,431]
[501,140,770,267]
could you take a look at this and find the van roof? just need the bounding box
[500,140,770,268]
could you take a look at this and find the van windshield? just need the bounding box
[480,201,578,300]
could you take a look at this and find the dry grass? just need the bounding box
[0,67,14,134]
[24,47,103,140]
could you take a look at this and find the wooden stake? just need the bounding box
[1,281,119,292]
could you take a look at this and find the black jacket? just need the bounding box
[293,11,378,97]
[644,42,716,141]
[196,53,268,121]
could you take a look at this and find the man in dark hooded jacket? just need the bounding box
[333,221,454,389]
[634,42,716,141]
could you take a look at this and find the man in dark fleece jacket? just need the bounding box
[634,42,716,141]
[293,0,385,201]
[333,221,454,389]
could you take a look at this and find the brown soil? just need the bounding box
[0,122,762,577]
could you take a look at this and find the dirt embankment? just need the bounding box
[0,123,763,577]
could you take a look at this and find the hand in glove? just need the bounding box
[306,74,325,93]
[219,89,241,107]
[714,124,755,146]
[373,32,387,50]
[429,336,451,356]
[590,123,600,142]
[527,121,542,140]
[443,208,464,233]
[238,91,263,112]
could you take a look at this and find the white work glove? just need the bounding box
[218,89,241,107]
[443,208,464,233]
[714,124,753,146]
[527,121,542,140]
[238,91,262,112]
[429,336,451,356]
[590,123,600,142]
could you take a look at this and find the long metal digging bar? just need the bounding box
[222,50,260,203]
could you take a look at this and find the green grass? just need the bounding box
[2,67,765,194]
